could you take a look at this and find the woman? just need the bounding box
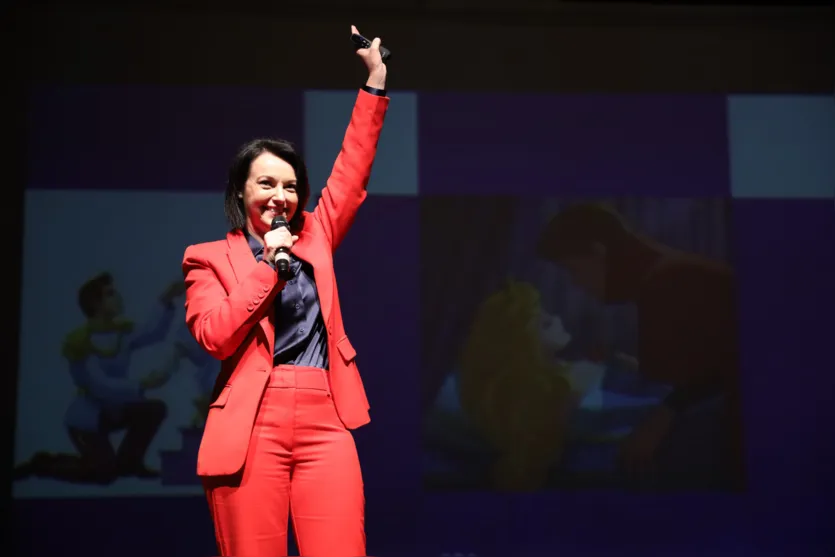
[181,26,389,557]
[458,280,575,490]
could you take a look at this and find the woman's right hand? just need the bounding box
[263,226,298,265]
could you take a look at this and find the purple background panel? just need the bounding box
[26,86,303,192]
[418,93,730,197]
[731,199,835,497]
[729,198,834,553]
[331,197,421,492]
[326,196,423,544]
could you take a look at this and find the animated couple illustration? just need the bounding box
[459,203,742,491]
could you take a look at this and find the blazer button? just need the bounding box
[263,285,270,292]
[247,305,254,312]
[258,292,266,299]
[252,298,260,304]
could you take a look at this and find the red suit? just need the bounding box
[182,89,388,557]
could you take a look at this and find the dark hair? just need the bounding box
[78,272,113,318]
[536,203,631,262]
[223,138,310,232]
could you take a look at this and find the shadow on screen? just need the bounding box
[421,197,745,493]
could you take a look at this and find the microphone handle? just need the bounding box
[277,260,292,281]
[276,247,293,281]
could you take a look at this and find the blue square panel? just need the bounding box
[728,95,835,199]
[304,90,418,207]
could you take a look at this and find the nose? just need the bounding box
[272,187,286,204]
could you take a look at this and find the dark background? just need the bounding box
[5,1,833,556]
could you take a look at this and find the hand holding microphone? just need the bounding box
[265,216,297,281]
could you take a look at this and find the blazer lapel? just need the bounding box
[226,229,256,283]
[226,230,275,356]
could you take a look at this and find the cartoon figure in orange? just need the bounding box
[537,203,743,488]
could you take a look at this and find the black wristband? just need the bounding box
[362,85,387,97]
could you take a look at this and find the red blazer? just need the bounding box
[182,89,389,477]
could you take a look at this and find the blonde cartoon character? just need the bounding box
[458,280,576,491]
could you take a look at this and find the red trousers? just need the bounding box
[203,365,366,557]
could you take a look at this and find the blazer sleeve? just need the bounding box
[182,246,283,360]
[313,88,389,251]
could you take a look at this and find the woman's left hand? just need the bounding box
[352,25,387,90]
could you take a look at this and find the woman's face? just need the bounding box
[241,152,299,239]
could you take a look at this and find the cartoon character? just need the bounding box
[14,273,185,485]
[458,280,577,491]
[537,203,743,487]
[531,309,609,411]
[171,323,221,428]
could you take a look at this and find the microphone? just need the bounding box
[270,215,294,281]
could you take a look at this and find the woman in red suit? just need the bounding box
[181,26,389,557]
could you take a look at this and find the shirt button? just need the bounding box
[295,303,301,310]
[299,328,305,334]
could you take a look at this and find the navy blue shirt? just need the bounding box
[246,233,329,370]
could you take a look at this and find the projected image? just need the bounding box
[13,190,228,498]
[421,197,743,492]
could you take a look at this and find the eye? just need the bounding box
[285,184,297,192]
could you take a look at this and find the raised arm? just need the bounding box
[182,246,282,360]
[314,25,390,251]
[125,299,176,352]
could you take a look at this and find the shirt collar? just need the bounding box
[243,229,263,258]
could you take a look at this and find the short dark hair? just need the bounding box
[537,203,631,262]
[78,272,113,318]
[223,138,310,232]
